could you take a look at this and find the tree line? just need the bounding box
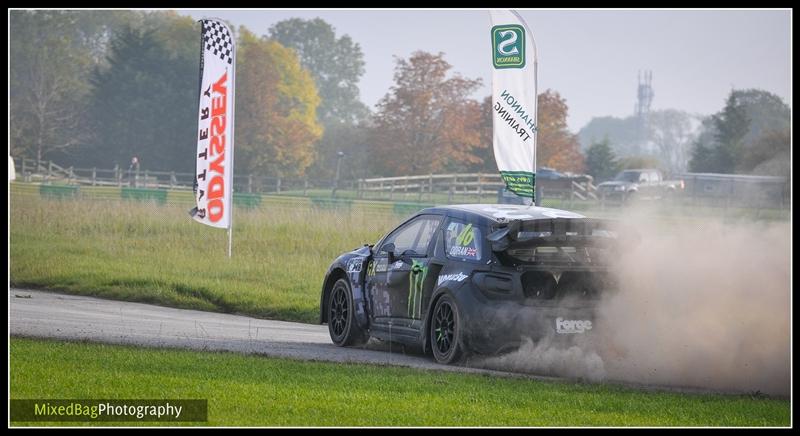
[582,88,790,183]
[11,11,787,183]
[10,10,585,181]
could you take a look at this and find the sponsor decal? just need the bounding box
[366,260,376,276]
[492,24,526,69]
[347,258,362,273]
[392,260,404,270]
[436,272,469,286]
[449,246,478,258]
[456,223,475,246]
[375,258,388,273]
[408,259,428,319]
[555,317,593,334]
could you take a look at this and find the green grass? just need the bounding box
[9,338,789,426]
[10,189,402,324]
[9,183,788,324]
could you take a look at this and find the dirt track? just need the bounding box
[9,288,742,396]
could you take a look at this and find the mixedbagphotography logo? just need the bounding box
[492,24,525,69]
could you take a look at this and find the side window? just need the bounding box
[444,219,483,262]
[379,215,441,257]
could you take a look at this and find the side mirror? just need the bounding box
[380,242,396,262]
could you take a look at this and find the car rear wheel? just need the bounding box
[328,278,368,347]
[430,294,465,364]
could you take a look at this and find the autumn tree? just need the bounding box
[536,90,584,173]
[269,18,371,181]
[235,28,322,177]
[369,51,485,176]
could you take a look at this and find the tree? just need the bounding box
[689,89,790,174]
[86,16,199,173]
[235,28,323,177]
[368,51,485,176]
[10,11,93,162]
[536,90,585,173]
[268,18,369,125]
[647,109,698,174]
[741,129,789,176]
[585,137,619,182]
[269,18,370,181]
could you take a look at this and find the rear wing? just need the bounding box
[486,218,639,252]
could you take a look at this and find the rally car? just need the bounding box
[319,204,623,364]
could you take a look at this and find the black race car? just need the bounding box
[320,204,623,364]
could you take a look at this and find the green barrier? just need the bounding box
[310,196,353,210]
[233,193,262,208]
[393,202,435,216]
[120,187,168,204]
[39,184,79,199]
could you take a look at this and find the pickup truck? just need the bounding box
[596,169,684,203]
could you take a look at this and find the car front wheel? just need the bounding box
[328,278,368,347]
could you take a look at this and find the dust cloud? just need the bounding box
[474,209,791,396]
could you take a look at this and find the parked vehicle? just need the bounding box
[320,204,625,364]
[597,169,684,203]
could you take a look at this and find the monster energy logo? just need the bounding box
[408,259,428,319]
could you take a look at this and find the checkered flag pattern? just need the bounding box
[202,20,234,65]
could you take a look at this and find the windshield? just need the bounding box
[614,171,640,182]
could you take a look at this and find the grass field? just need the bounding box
[9,183,789,324]
[9,338,790,427]
[10,188,402,323]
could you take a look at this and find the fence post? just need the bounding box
[303,178,309,197]
[92,168,97,186]
[389,180,395,200]
[144,170,149,189]
[448,176,455,203]
[48,161,53,180]
[248,174,253,193]
[21,159,26,178]
[68,166,74,185]
[276,177,282,194]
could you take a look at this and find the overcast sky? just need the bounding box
[180,9,791,132]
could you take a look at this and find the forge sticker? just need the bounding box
[555,317,593,334]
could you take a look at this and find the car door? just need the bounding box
[366,214,442,328]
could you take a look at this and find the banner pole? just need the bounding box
[228,24,236,259]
